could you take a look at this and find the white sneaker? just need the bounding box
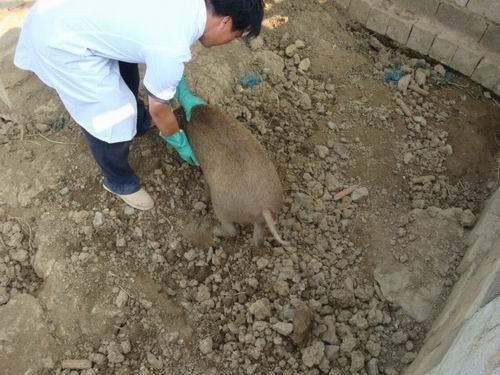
[103,185,154,211]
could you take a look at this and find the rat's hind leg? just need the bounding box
[253,222,265,247]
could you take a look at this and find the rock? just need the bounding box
[249,299,272,320]
[249,36,264,50]
[92,212,104,227]
[460,209,475,228]
[299,92,312,110]
[200,337,213,354]
[350,350,365,372]
[398,75,412,94]
[34,123,51,133]
[107,342,125,364]
[273,322,294,336]
[325,345,340,361]
[121,340,131,354]
[193,202,207,212]
[301,341,325,368]
[285,44,298,57]
[116,237,126,248]
[351,187,369,202]
[0,287,9,305]
[434,64,446,76]
[367,358,379,375]
[299,58,311,72]
[401,352,417,364]
[392,330,408,345]
[366,340,381,357]
[295,40,306,49]
[415,69,427,86]
[115,290,129,308]
[61,360,92,370]
[292,305,314,346]
[341,336,358,354]
[146,353,163,369]
[315,145,329,159]
[254,51,285,76]
[374,265,441,322]
[123,206,135,216]
[333,143,349,159]
[11,249,28,262]
[404,152,414,164]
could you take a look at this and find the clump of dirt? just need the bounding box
[1,1,499,374]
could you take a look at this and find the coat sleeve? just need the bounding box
[142,48,185,103]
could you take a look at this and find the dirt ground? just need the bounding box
[1,1,499,374]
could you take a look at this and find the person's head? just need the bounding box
[200,0,264,48]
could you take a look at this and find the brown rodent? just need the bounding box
[183,105,289,247]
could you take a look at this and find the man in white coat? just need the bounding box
[14,0,264,210]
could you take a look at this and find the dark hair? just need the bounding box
[207,0,264,39]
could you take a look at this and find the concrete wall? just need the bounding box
[403,188,500,375]
[335,0,500,96]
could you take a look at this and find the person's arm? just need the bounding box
[147,96,179,136]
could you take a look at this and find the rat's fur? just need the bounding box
[184,105,289,247]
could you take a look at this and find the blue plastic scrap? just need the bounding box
[384,69,402,83]
[52,116,65,131]
[414,59,427,69]
[239,73,262,89]
[444,71,454,83]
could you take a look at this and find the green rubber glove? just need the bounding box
[160,130,199,166]
[175,76,207,121]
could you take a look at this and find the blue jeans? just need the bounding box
[83,62,151,195]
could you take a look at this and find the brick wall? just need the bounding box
[335,0,500,96]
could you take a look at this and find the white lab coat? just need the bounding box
[14,0,206,143]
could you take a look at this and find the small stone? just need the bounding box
[93,212,104,227]
[141,299,153,310]
[285,44,298,57]
[341,336,358,354]
[0,287,10,305]
[293,306,314,346]
[200,337,213,354]
[115,290,129,308]
[299,58,311,72]
[120,340,131,354]
[333,143,349,159]
[415,69,427,86]
[350,350,365,372]
[116,237,126,248]
[35,123,51,133]
[249,299,272,320]
[123,205,135,216]
[59,187,70,195]
[398,75,412,94]
[147,353,163,369]
[196,285,211,302]
[273,322,294,336]
[314,145,329,159]
[301,341,325,368]
[401,352,417,364]
[460,209,475,228]
[391,330,408,345]
[107,343,124,364]
[367,358,379,375]
[299,92,312,110]
[11,250,28,262]
[193,202,207,212]
[325,345,340,361]
[295,40,306,49]
[404,152,414,164]
[351,187,369,202]
[434,64,446,76]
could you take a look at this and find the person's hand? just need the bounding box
[160,130,199,166]
[175,76,207,121]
